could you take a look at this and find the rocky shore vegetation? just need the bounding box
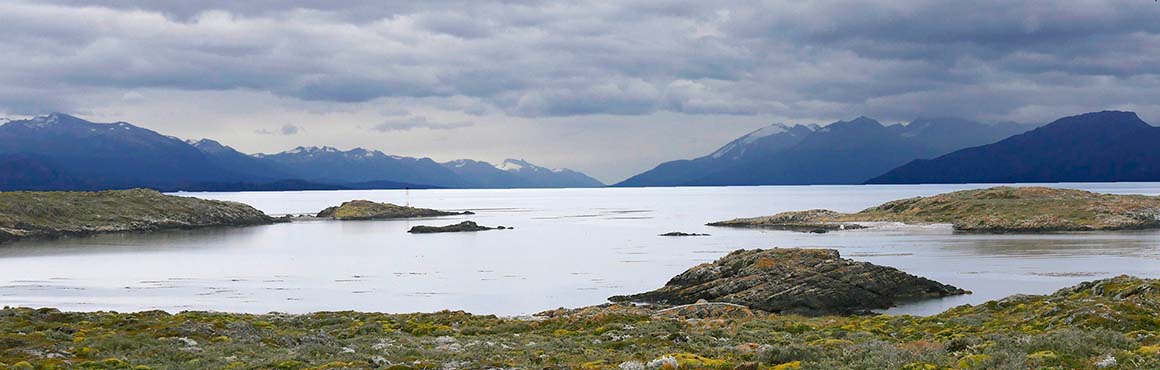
[0,189,279,244]
[316,200,472,221]
[709,186,1160,233]
[2,276,1159,369]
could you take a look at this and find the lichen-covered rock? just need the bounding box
[707,209,865,232]
[709,186,1160,233]
[316,200,471,220]
[407,221,503,234]
[0,189,279,243]
[609,248,967,315]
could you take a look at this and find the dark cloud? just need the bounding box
[2,1,1158,122]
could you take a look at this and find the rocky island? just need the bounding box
[0,189,279,244]
[709,186,1160,233]
[316,200,472,220]
[610,248,967,315]
[407,221,508,233]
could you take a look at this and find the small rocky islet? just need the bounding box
[659,231,710,237]
[610,248,968,316]
[315,199,473,220]
[709,186,1160,233]
[407,220,510,234]
[0,189,280,244]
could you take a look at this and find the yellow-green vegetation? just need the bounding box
[316,200,471,220]
[709,186,1160,233]
[3,276,1160,369]
[0,189,278,243]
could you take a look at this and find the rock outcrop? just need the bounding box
[316,200,472,220]
[407,221,506,234]
[709,186,1160,233]
[0,189,279,243]
[609,248,967,315]
[659,232,710,237]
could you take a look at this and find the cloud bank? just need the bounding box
[1,1,1158,181]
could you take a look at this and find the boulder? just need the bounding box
[609,248,968,315]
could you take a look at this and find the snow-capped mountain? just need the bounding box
[0,113,603,191]
[255,146,467,188]
[0,113,232,189]
[615,117,1034,187]
[440,159,604,188]
[613,122,816,187]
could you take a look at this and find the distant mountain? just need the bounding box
[614,123,817,187]
[442,159,605,188]
[615,117,1031,187]
[890,117,1032,156]
[868,111,1160,184]
[187,139,293,181]
[0,153,89,191]
[494,159,605,188]
[0,113,602,191]
[253,146,468,188]
[0,113,239,189]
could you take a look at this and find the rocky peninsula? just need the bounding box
[316,200,472,220]
[407,221,508,233]
[610,248,967,315]
[0,189,279,244]
[709,186,1160,233]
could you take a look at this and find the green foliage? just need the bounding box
[2,276,1160,369]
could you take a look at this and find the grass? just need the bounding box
[0,189,276,243]
[316,200,466,221]
[711,186,1160,232]
[2,276,1160,369]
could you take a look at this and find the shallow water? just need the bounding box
[1,183,1159,316]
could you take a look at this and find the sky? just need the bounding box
[1,1,1158,183]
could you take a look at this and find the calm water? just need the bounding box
[2,183,1160,316]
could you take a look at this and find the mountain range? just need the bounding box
[0,113,604,191]
[868,111,1160,184]
[615,117,1034,186]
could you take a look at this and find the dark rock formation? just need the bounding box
[407,221,505,234]
[659,231,710,236]
[609,248,967,315]
[0,189,279,243]
[317,200,471,220]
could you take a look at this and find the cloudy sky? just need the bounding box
[2,1,1158,182]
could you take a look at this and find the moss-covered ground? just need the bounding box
[2,276,1160,369]
[711,186,1160,232]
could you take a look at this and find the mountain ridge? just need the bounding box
[0,113,603,191]
[868,111,1160,184]
[615,116,1033,187]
